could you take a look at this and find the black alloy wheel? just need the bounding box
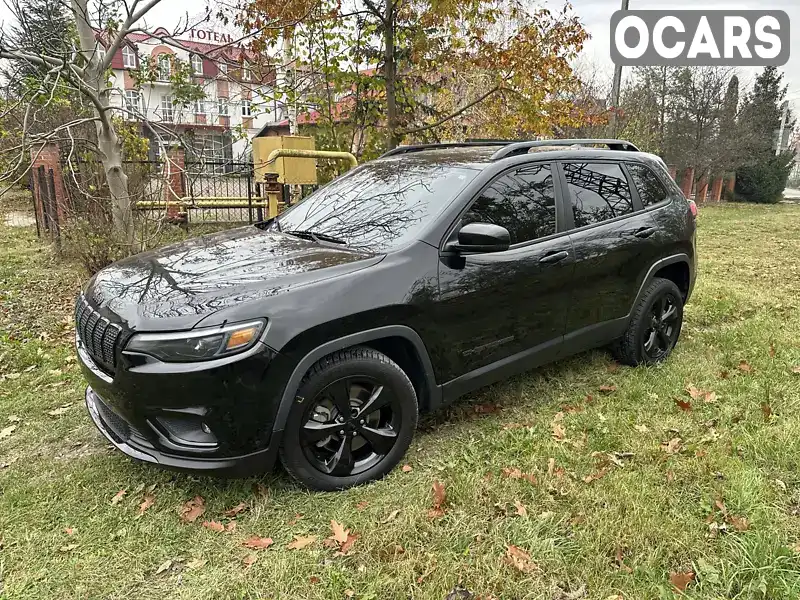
[641,292,680,361]
[280,347,418,491]
[300,376,400,477]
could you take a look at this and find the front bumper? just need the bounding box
[86,387,279,477]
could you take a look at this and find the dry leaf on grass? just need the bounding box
[501,467,537,484]
[0,425,17,439]
[329,520,348,544]
[381,509,400,524]
[674,398,692,412]
[59,543,79,552]
[401,464,413,473]
[222,502,248,518]
[155,559,172,574]
[513,500,527,517]
[761,402,773,421]
[791,366,800,375]
[287,535,317,550]
[582,468,610,484]
[64,527,75,535]
[729,515,750,531]
[179,496,205,523]
[634,424,649,433]
[356,500,369,510]
[110,489,126,505]
[661,437,682,454]
[288,513,303,526]
[186,558,207,570]
[738,360,753,373]
[46,404,72,416]
[599,384,617,393]
[137,493,155,516]
[474,403,501,414]
[669,570,695,591]
[427,480,446,518]
[504,544,538,573]
[242,536,274,550]
[202,520,225,533]
[242,553,258,567]
[309,575,321,584]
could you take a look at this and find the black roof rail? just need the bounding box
[379,141,512,158]
[490,139,640,161]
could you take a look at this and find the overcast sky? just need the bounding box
[1,0,798,107]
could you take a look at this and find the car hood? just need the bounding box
[85,226,381,331]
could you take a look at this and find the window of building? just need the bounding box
[194,99,206,115]
[563,162,634,228]
[241,99,252,117]
[158,55,171,81]
[122,45,136,69]
[191,54,203,75]
[218,62,228,76]
[160,95,173,122]
[627,163,668,207]
[463,163,556,245]
[189,133,228,173]
[217,97,229,116]
[124,90,142,114]
[241,61,251,81]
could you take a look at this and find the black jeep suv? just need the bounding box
[76,139,696,490]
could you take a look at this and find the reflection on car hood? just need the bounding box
[85,226,380,331]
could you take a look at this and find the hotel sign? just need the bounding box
[189,29,234,44]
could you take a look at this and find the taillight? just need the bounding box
[688,199,698,217]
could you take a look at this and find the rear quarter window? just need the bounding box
[627,163,668,207]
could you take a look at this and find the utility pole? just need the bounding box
[776,101,789,156]
[609,0,631,137]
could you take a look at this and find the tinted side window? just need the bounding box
[563,162,634,228]
[464,164,556,244]
[627,163,668,206]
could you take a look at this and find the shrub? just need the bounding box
[734,152,796,204]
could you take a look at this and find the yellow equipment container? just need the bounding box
[253,135,317,184]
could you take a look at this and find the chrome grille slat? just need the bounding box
[74,295,124,375]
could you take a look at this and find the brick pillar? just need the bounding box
[30,143,67,227]
[710,177,723,202]
[696,172,709,203]
[162,146,185,220]
[680,167,694,197]
[667,165,677,181]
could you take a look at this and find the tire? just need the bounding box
[612,277,684,366]
[279,346,418,491]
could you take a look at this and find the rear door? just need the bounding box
[436,162,574,381]
[558,160,661,343]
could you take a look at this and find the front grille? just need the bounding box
[75,295,124,374]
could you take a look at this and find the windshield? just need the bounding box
[271,160,479,252]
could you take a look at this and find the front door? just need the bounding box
[436,162,574,384]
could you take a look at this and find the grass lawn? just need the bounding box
[1,202,800,600]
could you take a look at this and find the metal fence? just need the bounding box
[182,161,258,224]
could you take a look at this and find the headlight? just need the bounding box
[125,320,266,363]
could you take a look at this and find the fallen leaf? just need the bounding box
[202,520,225,533]
[330,520,349,544]
[634,424,649,433]
[502,467,537,484]
[669,570,695,591]
[401,464,413,473]
[615,546,632,573]
[718,370,730,379]
[738,360,752,373]
[344,590,355,598]
[504,544,538,573]
[769,342,776,358]
[551,422,567,441]
[7,415,21,423]
[356,500,369,510]
[242,536,274,550]
[111,489,126,505]
[4,373,20,380]
[137,493,155,516]
[675,398,692,412]
[381,509,400,524]
[64,527,75,535]
[729,515,749,531]
[661,438,682,454]
[582,468,610,484]
[503,422,534,430]
[607,362,619,373]
[59,544,79,552]
[761,402,772,421]
[427,480,446,518]
[513,500,527,517]
[599,384,617,393]
[186,558,207,570]
[309,575,321,584]
[46,405,71,416]
[703,391,718,403]
[179,496,205,523]
[474,403,501,414]
[338,533,358,555]
[666,470,675,483]
[288,513,303,526]
[242,553,258,567]
[0,424,17,439]
[791,366,800,375]
[222,502,247,518]
[226,521,237,533]
[287,535,317,550]
[155,559,172,574]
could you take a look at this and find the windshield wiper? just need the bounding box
[284,229,347,245]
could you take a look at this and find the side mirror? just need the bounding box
[448,222,510,253]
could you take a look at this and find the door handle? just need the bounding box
[539,250,569,264]
[633,227,657,238]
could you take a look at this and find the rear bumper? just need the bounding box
[85,387,279,477]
